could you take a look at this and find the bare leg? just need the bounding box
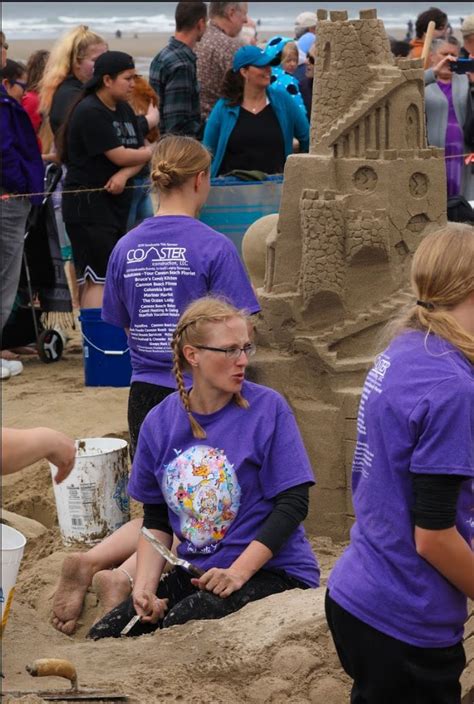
[64,261,80,309]
[92,554,137,621]
[51,518,142,634]
[80,281,104,309]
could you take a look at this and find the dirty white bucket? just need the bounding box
[1,524,27,634]
[50,438,130,546]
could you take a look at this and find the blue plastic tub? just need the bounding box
[79,308,131,387]
[199,175,283,255]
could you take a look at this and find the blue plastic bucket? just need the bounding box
[79,308,131,387]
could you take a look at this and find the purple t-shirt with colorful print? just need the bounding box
[102,215,260,387]
[128,380,320,588]
[329,330,473,648]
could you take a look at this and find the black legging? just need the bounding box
[88,567,309,640]
[127,381,174,458]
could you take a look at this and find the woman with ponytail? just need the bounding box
[326,223,474,704]
[58,51,153,309]
[88,296,319,639]
[102,134,260,455]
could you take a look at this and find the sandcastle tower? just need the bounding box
[246,9,446,539]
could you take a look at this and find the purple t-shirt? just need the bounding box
[329,330,473,648]
[102,215,260,386]
[128,380,320,587]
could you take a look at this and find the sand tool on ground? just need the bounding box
[1,658,129,701]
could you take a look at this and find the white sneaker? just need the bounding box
[2,359,23,377]
[1,361,11,380]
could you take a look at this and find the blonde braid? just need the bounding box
[171,330,206,439]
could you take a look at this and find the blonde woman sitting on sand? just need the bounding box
[88,297,319,639]
[52,298,319,636]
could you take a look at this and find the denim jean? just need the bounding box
[126,176,154,232]
[0,195,31,334]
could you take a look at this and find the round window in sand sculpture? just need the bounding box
[353,166,378,193]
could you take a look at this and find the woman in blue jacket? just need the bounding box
[203,45,309,178]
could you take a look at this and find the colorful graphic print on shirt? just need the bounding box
[162,444,241,551]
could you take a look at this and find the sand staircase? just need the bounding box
[294,288,413,376]
[318,68,404,149]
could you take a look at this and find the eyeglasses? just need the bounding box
[194,343,256,360]
[12,80,27,90]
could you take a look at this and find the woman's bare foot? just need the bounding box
[92,569,132,622]
[51,553,95,635]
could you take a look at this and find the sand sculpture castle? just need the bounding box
[245,8,447,539]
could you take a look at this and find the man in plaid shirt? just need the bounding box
[150,2,207,138]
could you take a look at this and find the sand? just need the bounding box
[7,27,409,73]
[1,331,353,703]
[2,340,473,702]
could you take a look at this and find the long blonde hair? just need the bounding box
[171,297,250,439]
[39,25,105,114]
[383,223,474,362]
[151,135,211,191]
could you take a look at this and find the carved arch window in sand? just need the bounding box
[405,104,421,149]
[323,42,331,72]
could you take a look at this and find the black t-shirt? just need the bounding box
[62,94,143,227]
[50,75,83,135]
[218,103,285,176]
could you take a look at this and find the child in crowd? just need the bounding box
[327,223,474,704]
[266,36,307,117]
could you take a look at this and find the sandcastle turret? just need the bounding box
[244,9,446,539]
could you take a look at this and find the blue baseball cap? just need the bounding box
[233,45,273,72]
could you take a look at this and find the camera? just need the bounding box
[449,58,474,74]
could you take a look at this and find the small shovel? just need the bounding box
[2,658,128,701]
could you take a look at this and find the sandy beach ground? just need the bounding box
[7,28,408,75]
[1,330,352,704]
[2,330,473,703]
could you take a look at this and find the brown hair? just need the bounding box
[39,25,106,114]
[171,297,250,439]
[26,50,50,92]
[382,224,474,362]
[221,67,245,106]
[151,135,211,191]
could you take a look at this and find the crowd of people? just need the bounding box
[1,3,474,703]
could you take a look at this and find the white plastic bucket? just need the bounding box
[1,524,27,634]
[50,438,130,546]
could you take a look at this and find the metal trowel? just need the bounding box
[1,658,128,701]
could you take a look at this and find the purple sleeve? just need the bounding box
[0,104,28,193]
[409,378,474,477]
[102,246,130,328]
[258,396,315,499]
[209,242,261,314]
[127,416,166,504]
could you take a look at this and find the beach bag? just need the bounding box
[199,174,283,255]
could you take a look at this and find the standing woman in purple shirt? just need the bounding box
[88,296,319,640]
[327,223,474,704]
